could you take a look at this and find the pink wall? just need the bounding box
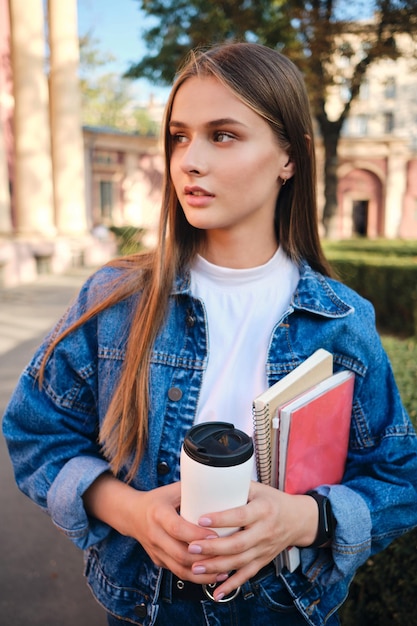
[399,159,417,238]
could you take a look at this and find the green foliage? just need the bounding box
[323,240,417,337]
[340,335,417,626]
[129,0,417,89]
[133,109,160,137]
[81,73,136,129]
[78,32,159,134]
[108,226,146,255]
[340,529,417,625]
[322,239,417,624]
[79,32,116,72]
[382,336,417,425]
[126,0,295,84]
[324,238,417,257]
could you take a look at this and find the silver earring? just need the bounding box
[281,177,287,186]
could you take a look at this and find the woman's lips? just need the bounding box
[184,186,215,207]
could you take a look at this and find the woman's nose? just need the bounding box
[180,138,207,175]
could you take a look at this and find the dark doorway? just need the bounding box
[352,200,368,236]
[100,180,114,220]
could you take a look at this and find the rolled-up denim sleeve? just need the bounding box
[47,455,111,549]
[301,484,372,585]
[2,361,114,549]
[2,279,118,550]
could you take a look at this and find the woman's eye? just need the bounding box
[171,133,188,144]
[214,131,234,143]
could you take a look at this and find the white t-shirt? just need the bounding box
[190,247,300,440]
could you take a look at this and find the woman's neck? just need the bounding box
[200,231,278,269]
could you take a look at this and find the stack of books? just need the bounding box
[252,349,355,572]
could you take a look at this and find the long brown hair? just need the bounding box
[41,42,332,479]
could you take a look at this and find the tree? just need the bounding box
[79,32,159,135]
[125,0,295,83]
[290,0,417,235]
[126,0,417,235]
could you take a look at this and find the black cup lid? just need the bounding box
[183,422,254,467]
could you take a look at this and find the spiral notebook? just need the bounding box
[252,349,333,486]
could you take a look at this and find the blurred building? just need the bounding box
[83,126,162,243]
[318,29,417,239]
[0,0,162,287]
[1,3,417,287]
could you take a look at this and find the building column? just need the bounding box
[8,0,55,236]
[0,0,12,234]
[0,114,11,233]
[48,0,87,235]
[384,141,408,238]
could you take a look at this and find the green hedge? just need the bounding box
[323,241,417,337]
[321,242,417,622]
[340,531,417,625]
[323,239,417,257]
[340,336,417,625]
[108,225,146,256]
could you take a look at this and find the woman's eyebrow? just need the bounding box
[169,117,246,129]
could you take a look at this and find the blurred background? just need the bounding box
[1,1,417,624]
[0,0,417,288]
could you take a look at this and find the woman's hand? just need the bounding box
[186,480,319,600]
[127,481,222,580]
[83,473,222,583]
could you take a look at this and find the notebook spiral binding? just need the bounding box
[252,404,272,486]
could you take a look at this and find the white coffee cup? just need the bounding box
[180,422,254,536]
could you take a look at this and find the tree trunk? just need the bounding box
[321,121,342,239]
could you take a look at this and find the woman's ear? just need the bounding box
[279,156,295,184]
[304,134,312,155]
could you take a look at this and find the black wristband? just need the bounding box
[305,491,335,548]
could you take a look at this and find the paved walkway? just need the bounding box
[0,269,106,626]
[0,269,93,356]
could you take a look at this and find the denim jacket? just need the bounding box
[3,261,417,625]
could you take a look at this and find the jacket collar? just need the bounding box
[292,261,353,318]
[171,259,353,319]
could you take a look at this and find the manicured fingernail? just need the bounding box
[216,573,229,582]
[188,544,202,554]
[205,534,217,540]
[215,592,225,602]
[192,565,206,574]
[198,517,212,527]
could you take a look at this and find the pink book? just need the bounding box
[275,369,355,571]
[278,369,354,494]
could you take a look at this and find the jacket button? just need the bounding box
[186,313,195,326]
[157,462,170,476]
[134,603,147,618]
[168,387,183,401]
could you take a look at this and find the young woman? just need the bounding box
[3,42,417,626]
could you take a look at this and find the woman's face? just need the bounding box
[169,76,293,263]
